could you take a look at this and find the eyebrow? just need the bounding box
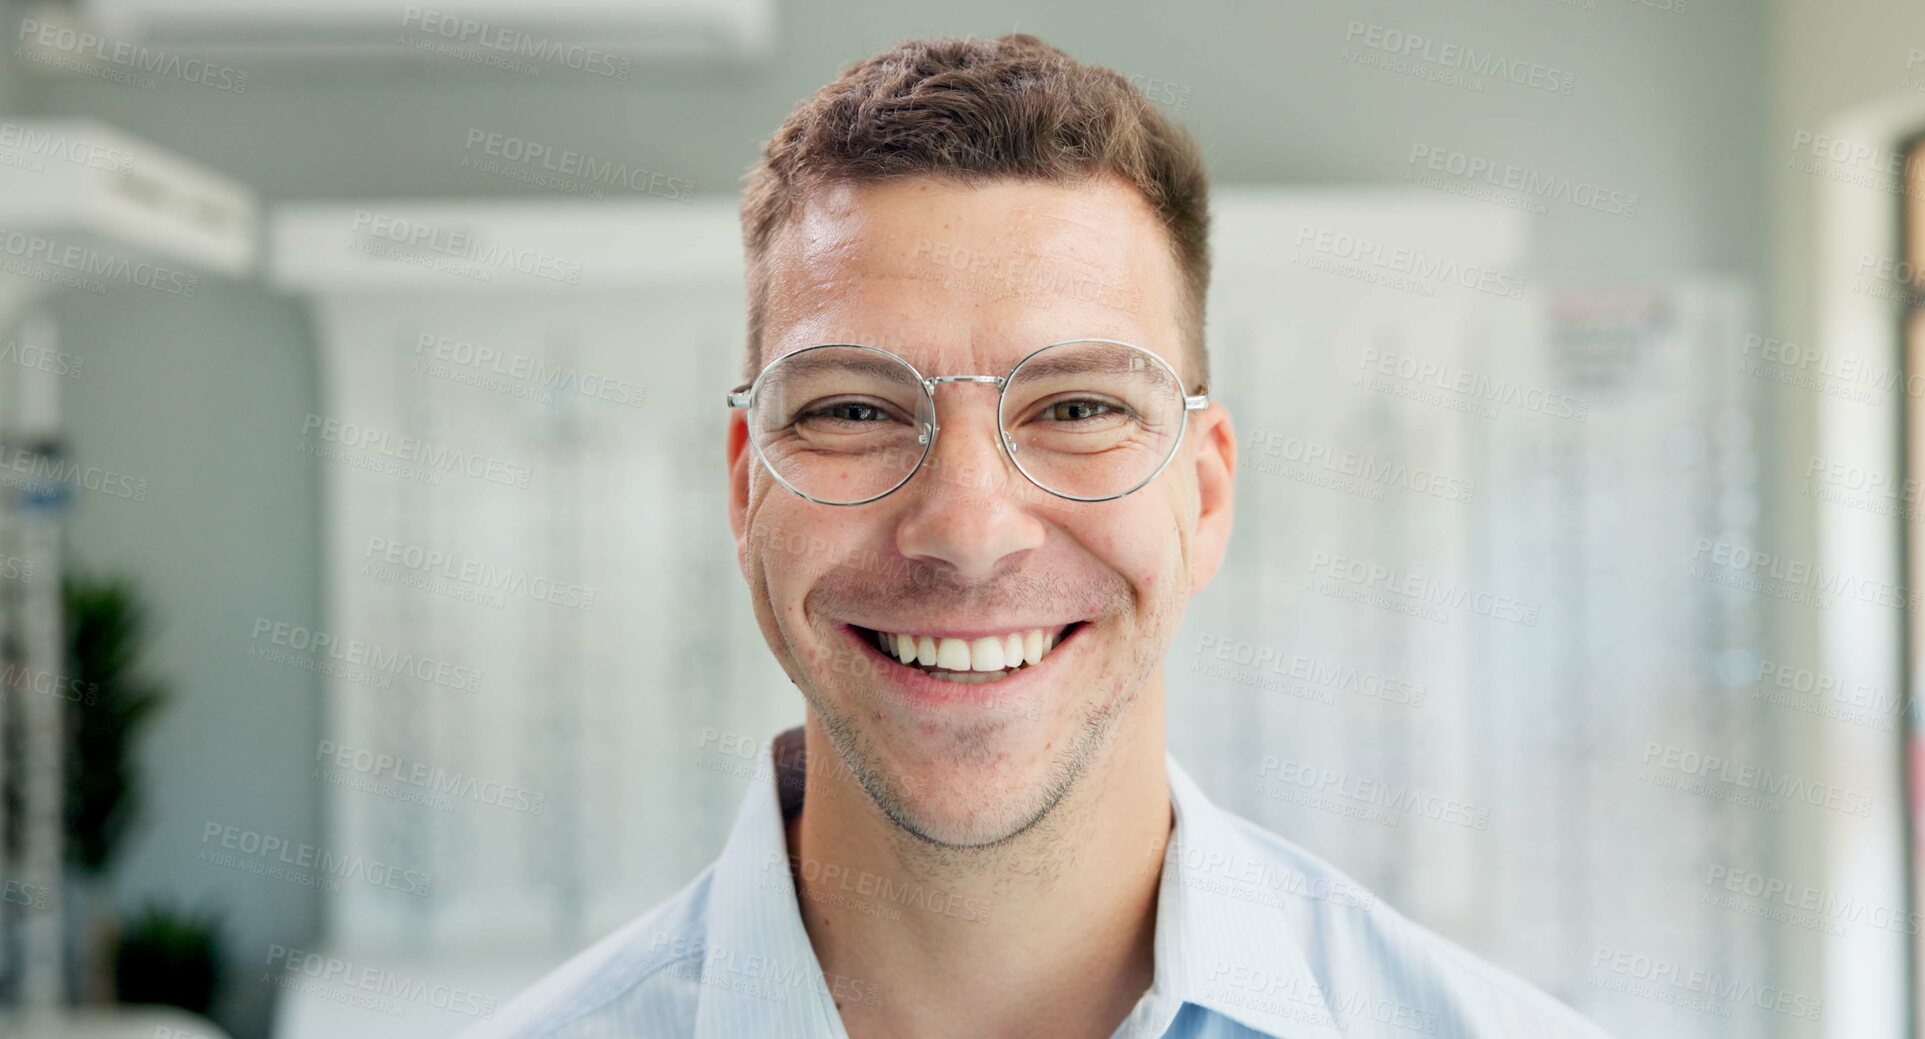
[768,341,1185,387]
[775,349,919,384]
[1010,348,1172,382]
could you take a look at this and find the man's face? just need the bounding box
[728,175,1236,848]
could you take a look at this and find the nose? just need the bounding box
[892,384,1047,582]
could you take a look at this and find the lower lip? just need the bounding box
[836,623,1078,711]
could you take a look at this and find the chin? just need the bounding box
[875,744,1071,848]
[809,662,1130,850]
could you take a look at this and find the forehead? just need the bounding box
[759,175,1184,378]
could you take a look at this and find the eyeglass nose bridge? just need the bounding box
[923,374,1006,388]
[915,373,1012,450]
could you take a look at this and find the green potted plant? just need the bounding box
[62,572,167,874]
[2,573,170,1002]
[112,900,224,1015]
[66,572,169,1003]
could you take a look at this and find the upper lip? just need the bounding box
[840,620,1082,640]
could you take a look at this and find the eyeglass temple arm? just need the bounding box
[726,385,751,408]
[1184,391,1209,410]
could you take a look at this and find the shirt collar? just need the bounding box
[695,726,847,1039]
[698,727,1344,1039]
[1152,754,1347,1037]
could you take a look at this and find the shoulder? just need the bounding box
[459,868,716,1039]
[1217,811,1616,1039]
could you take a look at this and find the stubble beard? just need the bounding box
[798,651,1150,878]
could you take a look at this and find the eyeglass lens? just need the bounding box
[747,341,1187,505]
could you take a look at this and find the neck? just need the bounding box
[785,686,1173,1039]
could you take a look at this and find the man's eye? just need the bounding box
[800,400,891,424]
[1047,399,1115,422]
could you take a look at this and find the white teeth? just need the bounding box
[936,637,971,671]
[969,637,1005,672]
[869,626,1068,675]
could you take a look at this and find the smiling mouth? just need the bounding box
[849,622,1085,684]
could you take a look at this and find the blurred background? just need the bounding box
[0,0,1909,1036]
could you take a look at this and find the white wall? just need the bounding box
[1768,3,1925,1036]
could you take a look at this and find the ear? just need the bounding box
[1186,403,1237,594]
[727,410,753,575]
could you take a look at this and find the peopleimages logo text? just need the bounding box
[200,823,431,895]
[1343,21,1575,95]
[1306,550,1541,626]
[250,617,483,693]
[1592,946,1821,1022]
[462,130,691,200]
[414,333,644,407]
[1296,225,1528,299]
[1359,348,1588,420]
[1259,754,1488,830]
[301,413,532,488]
[268,944,496,1019]
[0,227,197,296]
[1247,429,1474,503]
[348,211,583,285]
[1691,537,1917,611]
[16,18,247,92]
[1641,743,1873,817]
[1707,864,1922,936]
[1407,143,1638,217]
[317,740,545,815]
[0,122,134,173]
[400,7,630,80]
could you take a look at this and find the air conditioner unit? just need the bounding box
[54,0,773,60]
[0,118,257,291]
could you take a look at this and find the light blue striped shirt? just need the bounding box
[468,726,1614,1038]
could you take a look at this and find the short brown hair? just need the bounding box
[739,33,1212,388]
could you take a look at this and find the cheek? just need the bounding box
[1077,502,1187,595]
[746,498,883,617]
[744,501,822,611]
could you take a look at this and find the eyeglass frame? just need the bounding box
[725,337,1210,506]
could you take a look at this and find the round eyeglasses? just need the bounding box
[725,338,1209,506]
